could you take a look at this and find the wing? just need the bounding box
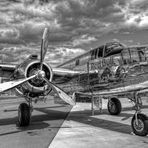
[52,67,91,84]
[53,68,80,77]
[52,67,100,85]
[0,63,16,78]
[52,67,80,84]
[76,80,148,97]
[53,67,100,76]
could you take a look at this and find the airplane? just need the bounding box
[0,28,148,137]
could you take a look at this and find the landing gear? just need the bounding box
[130,92,148,136]
[131,113,148,136]
[18,103,31,126]
[107,97,122,115]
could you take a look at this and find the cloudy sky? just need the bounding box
[1,0,148,66]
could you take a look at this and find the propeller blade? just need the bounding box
[0,75,36,93]
[44,78,75,106]
[40,27,49,70]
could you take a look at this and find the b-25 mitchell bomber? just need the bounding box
[0,28,148,137]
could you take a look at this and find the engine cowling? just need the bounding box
[14,58,53,98]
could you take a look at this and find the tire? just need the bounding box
[131,113,148,136]
[18,103,31,126]
[107,98,122,115]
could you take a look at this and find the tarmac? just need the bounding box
[0,96,72,148]
[0,96,148,148]
[49,98,148,148]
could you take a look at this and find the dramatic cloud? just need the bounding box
[0,0,148,65]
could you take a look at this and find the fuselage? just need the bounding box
[56,42,148,94]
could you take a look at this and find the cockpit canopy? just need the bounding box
[91,41,125,60]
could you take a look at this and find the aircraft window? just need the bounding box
[129,48,139,63]
[98,46,104,57]
[121,48,130,65]
[75,59,79,66]
[94,49,98,59]
[104,46,112,56]
[91,49,98,60]
[137,48,146,62]
[144,47,148,60]
[91,50,95,60]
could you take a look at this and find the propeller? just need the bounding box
[38,28,75,106]
[43,77,75,106]
[0,75,36,93]
[40,27,49,70]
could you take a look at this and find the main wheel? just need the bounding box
[18,103,31,126]
[107,98,122,115]
[131,113,148,136]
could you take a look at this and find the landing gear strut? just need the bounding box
[18,102,32,126]
[131,92,148,136]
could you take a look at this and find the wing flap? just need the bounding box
[96,80,148,95]
[76,80,148,97]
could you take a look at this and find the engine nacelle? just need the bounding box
[14,56,53,98]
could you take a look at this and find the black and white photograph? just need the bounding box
[0,0,148,148]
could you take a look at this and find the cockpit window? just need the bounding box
[91,50,95,60]
[98,46,104,57]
